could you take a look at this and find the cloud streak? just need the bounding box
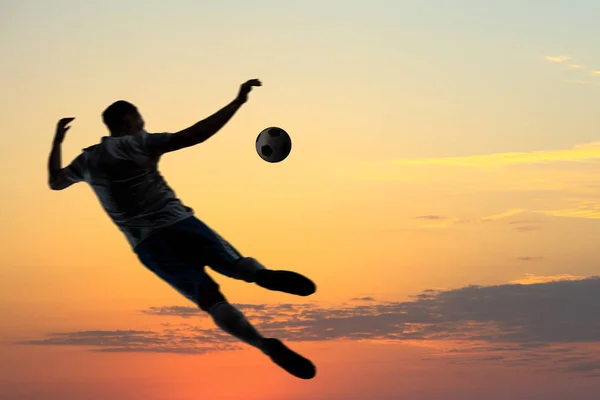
[416,215,447,220]
[516,256,545,262]
[544,54,600,86]
[508,273,585,284]
[18,277,600,377]
[539,200,600,219]
[544,55,572,63]
[19,329,241,354]
[392,142,600,168]
[411,201,600,231]
[412,209,547,230]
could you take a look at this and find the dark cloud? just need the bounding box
[141,305,203,318]
[94,343,239,354]
[19,330,159,347]
[564,362,600,373]
[517,256,545,262]
[350,297,376,302]
[509,219,544,232]
[18,277,600,376]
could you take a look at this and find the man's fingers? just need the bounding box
[56,117,75,138]
[58,117,75,128]
[243,79,262,87]
[238,79,261,101]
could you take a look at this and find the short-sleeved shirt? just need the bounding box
[62,130,194,249]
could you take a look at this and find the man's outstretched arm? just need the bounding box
[158,79,262,153]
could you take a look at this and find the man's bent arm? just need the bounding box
[49,117,80,190]
[48,140,84,190]
[162,98,244,153]
[48,140,63,188]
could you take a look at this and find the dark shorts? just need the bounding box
[134,216,243,305]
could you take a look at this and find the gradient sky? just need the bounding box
[2,0,600,399]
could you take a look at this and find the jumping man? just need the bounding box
[47,79,317,379]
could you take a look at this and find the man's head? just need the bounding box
[102,100,145,137]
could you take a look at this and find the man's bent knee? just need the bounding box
[196,288,227,312]
[232,257,266,282]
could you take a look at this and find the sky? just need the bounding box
[2,0,600,398]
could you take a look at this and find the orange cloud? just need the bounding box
[509,273,587,285]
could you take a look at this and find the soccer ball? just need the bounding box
[255,127,292,163]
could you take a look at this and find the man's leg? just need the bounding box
[197,287,316,380]
[227,257,317,296]
[187,218,316,296]
[134,220,316,379]
[135,223,267,351]
[195,287,265,349]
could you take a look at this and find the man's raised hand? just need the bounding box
[236,79,262,104]
[54,117,75,145]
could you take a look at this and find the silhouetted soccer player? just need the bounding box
[47,79,316,379]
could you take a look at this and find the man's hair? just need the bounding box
[102,100,138,132]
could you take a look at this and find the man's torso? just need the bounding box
[79,131,193,248]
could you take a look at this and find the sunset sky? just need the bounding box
[2,0,600,399]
